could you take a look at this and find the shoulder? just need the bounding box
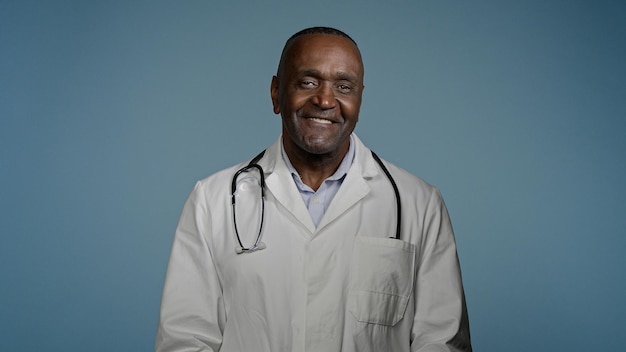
[374,155,440,202]
[190,137,281,200]
[353,134,437,197]
[353,135,441,204]
[197,163,242,187]
[188,159,249,202]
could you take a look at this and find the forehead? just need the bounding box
[284,34,364,77]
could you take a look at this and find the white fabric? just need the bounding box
[155,134,471,352]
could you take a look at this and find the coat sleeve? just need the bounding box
[410,188,472,352]
[155,182,225,352]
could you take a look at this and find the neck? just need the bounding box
[284,141,349,191]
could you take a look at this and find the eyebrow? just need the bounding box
[300,69,359,83]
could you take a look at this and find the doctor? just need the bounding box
[155,27,472,352]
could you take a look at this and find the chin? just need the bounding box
[300,140,342,155]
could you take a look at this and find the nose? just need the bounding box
[311,83,336,109]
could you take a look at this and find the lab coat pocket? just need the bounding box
[349,237,416,326]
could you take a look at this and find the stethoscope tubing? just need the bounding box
[231,163,266,253]
[231,149,402,254]
[370,151,402,240]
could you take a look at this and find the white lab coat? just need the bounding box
[155,134,471,352]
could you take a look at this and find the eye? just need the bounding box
[300,79,318,88]
[336,83,353,93]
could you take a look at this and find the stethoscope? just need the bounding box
[231,150,401,254]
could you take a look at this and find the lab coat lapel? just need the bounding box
[265,171,316,234]
[258,135,379,235]
[316,136,379,231]
[261,138,316,234]
[316,165,369,231]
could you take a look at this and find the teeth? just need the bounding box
[309,117,332,124]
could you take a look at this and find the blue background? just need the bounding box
[1,1,625,351]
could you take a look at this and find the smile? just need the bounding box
[307,117,332,124]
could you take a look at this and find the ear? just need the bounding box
[270,76,280,114]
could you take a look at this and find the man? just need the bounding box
[156,27,472,352]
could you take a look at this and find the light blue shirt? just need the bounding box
[281,135,355,227]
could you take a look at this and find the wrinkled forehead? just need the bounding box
[279,34,364,77]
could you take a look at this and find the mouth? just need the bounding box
[307,117,333,124]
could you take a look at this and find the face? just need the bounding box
[271,34,364,158]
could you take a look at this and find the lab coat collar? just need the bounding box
[258,133,380,234]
